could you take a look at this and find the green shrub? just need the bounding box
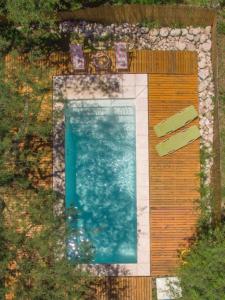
[218,20,225,35]
[139,19,161,28]
[175,227,225,300]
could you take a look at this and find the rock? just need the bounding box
[194,35,200,43]
[160,28,169,37]
[205,109,213,118]
[199,91,208,100]
[141,27,149,34]
[176,41,186,50]
[199,58,207,69]
[192,27,201,35]
[208,127,213,134]
[199,119,205,127]
[158,40,165,47]
[170,29,181,36]
[187,34,194,41]
[124,27,131,34]
[198,51,205,59]
[208,104,214,112]
[206,97,213,106]
[182,28,188,35]
[149,36,157,43]
[206,53,211,61]
[205,26,211,34]
[200,34,208,43]
[199,68,210,80]
[187,44,196,51]
[208,133,213,143]
[199,81,208,92]
[151,28,159,36]
[132,27,138,34]
[201,40,212,52]
[204,118,210,126]
[136,32,142,38]
[199,104,207,115]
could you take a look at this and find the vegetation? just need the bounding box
[85,0,225,6]
[139,19,161,28]
[173,227,225,299]
[173,10,225,299]
[0,1,97,299]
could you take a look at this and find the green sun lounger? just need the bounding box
[154,105,198,138]
[156,125,200,156]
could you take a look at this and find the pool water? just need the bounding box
[65,100,137,264]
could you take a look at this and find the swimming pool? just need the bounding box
[65,99,137,264]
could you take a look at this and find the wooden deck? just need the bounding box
[50,50,197,75]
[93,277,152,300]
[149,74,200,276]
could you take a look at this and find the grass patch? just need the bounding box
[139,18,161,28]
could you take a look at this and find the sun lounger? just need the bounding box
[69,44,85,70]
[115,42,128,70]
[154,105,198,138]
[156,125,200,156]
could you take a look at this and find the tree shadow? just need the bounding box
[88,276,131,300]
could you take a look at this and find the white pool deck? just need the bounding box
[53,74,150,276]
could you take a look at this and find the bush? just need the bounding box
[174,227,225,299]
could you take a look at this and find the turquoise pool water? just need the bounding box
[65,100,137,264]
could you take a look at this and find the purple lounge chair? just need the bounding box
[69,44,85,70]
[115,42,128,70]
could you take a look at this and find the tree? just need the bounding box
[174,227,225,300]
[0,1,96,299]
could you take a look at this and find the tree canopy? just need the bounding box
[175,226,225,300]
[0,1,96,299]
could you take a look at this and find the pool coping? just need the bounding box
[53,74,150,276]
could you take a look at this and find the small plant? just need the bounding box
[218,20,225,35]
[98,32,113,42]
[70,32,85,45]
[197,146,214,229]
[70,32,97,52]
[92,32,113,49]
[170,21,185,28]
[139,19,161,29]
[151,278,158,300]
